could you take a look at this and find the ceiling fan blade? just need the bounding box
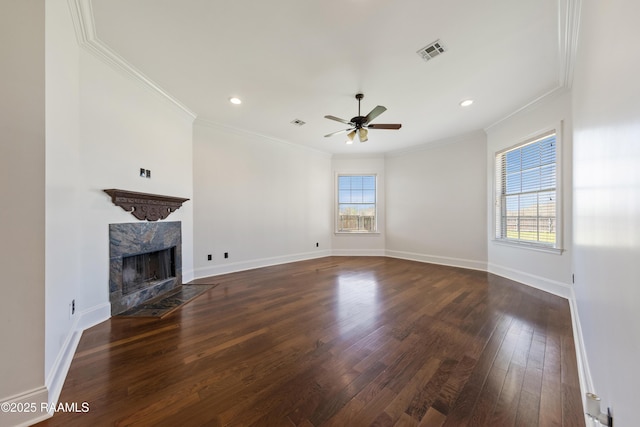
[367,123,402,130]
[363,105,387,124]
[324,115,352,125]
[324,128,352,138]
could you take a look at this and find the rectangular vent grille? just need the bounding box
[417,40,446,62]
[291,119,306,126]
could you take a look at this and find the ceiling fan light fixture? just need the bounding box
[359,128,368,142]
[346,130,356,144]
[325,93,402,143]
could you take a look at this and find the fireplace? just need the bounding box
[109,221,182,315]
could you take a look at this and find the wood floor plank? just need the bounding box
[35,256,584,427]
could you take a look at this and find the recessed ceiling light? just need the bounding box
[229,97,242,105]
[460,99,474,107]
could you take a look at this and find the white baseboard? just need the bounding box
[182,268,195,284]
[487,262,572,298]
[385,250,487,271]
[43,301,110,423]
[45,324,81,408]
[192,250,332,279]
[77,302,111,331]
[0,386,49,427]
[568,288,596,427]
[331,249,386,256]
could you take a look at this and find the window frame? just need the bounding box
[335,173,378,234]
[493,124,564,253]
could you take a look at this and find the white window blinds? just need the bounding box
[495,132,557,246]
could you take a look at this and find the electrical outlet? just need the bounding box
[140,168,146,177]
[207,254,212,261]
[224,252,229,259]
[316,242,319,247]
[72,299,75,315]
[146,169,151,178]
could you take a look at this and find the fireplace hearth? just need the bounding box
[109,221,182,315]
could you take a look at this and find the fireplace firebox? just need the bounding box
[109,221,182,315]
[122,247,176,295]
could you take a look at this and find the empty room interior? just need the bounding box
[2,0,639,426]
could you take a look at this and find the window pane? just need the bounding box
[506,195,519,216]
[362,176,375,189]
[350,176,363,189]
[540,164,556,190]
[539,191,556,216]
[338,190,351,203]
[540,136,556,165]
[338,204,356,216]
[505,150,521,173]
[362,190,375,203]
[506,172,521,194]
[521,168,540,192]
[521,142,540,170]
[338,176,351,190]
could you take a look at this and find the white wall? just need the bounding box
[572,0,640,424]
[193,122,332,277]
[331,155,386,255]
[485,91,573,297]
[0,0,48,425]
[44,0,82,407]
[385,132,487,270]
[40,1,195,415]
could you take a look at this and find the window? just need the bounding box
[495,130,560,248]
[337,175,377,232]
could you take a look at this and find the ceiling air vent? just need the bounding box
[417,40,446,62]
[291,119,306,126]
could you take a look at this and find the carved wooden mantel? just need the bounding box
[104,189,190,221]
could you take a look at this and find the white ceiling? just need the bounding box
[89,0,562,154]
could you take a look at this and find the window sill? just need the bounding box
[334,231,381,235]
[492,239,565,255]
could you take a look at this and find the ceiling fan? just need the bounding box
[324,93,402,143]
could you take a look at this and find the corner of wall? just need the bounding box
[44,302,110,411]
[0,387,50,427]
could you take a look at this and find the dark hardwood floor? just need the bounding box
[36,257,584,426]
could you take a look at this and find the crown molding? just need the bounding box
[66,0,197,121]
[484,0,581,133]
[384,130,487,158]
[483,85,569,132]
[193,118,333,158]
[558,0,583,88]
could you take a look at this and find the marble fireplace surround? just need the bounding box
[109,221,182,315]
